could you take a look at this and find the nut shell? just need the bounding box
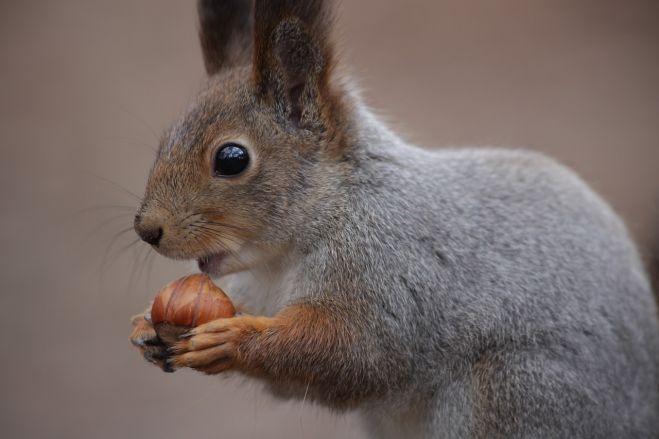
[151,274,235,328]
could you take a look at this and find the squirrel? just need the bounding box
[129,1,659,437]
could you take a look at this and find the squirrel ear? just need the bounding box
[198,0,253,75]
[252,0,335,128]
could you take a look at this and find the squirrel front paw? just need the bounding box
[167,315,273,375]
[129,311,174,373]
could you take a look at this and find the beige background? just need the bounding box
[1,1,658,438]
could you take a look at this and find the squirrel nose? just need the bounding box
[134,214,164,247]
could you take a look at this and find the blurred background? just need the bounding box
[1,1,658,438]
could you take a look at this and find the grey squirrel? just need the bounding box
[129,1,659,437]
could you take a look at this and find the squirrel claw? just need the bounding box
[150,350,168,361]
[178,331,194,339]
[131,334,161,347]
[143,352,157,364]
[143,336,163,346]
[164,357,178,371]
[166,345,180,355]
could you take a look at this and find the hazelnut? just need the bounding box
[151,274,235,345]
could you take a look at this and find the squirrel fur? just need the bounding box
[130,1,659,437]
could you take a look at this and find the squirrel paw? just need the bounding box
[129,312,174,373]
[167,315,272,375]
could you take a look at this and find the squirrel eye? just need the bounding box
[213,143,249,177]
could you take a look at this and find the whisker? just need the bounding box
[74,205,136,215]
[102,135,158,154]
[63,206,134,230]
[191,223,236,235]
[189,224,246,249]
[197,219,251,233]
[299,379,312,436]
[99,227,139,282]
[185,209,253,231]
[81,214,134,248]
[179,211,203,224]
[108,236,141,268]
[100,226,135,266]
[116,104,161,143]
[81,170,143,201]
[192,222,252,241]
[189,223,240,240]
[98,236,142,293]
[136,243,153,289]
[190,227,270,291]
[192,226,244,255]
[145,248,157,295]
[129,241,157,296]
[126,243,147,294]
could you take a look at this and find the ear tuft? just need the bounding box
[272,19,325,126]
[198,0,253,75]
[252,0,336,129]
[273,18,324,84]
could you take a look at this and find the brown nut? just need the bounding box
[151,274,235,328]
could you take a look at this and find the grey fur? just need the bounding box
[137,1,659,437]
[227,104,659,437]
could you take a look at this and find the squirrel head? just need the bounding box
[135,0,351,274]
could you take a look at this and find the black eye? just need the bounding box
[213,143,250,177]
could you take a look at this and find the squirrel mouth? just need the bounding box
[197,252,228,275]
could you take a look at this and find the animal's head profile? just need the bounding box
[134,0,352,275]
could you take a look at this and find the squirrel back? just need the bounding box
[131,1,659,437]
